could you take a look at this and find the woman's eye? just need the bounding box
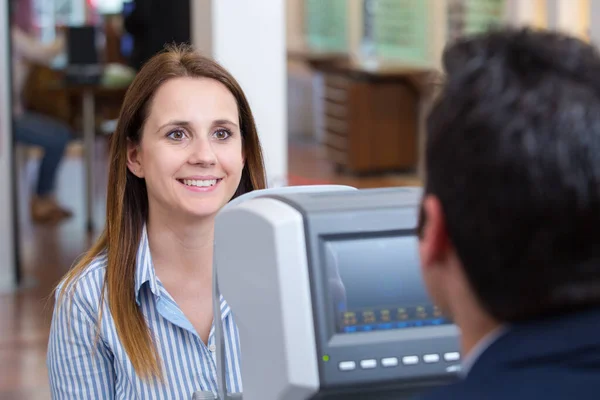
[167,130,186,140]
[214,129,231,140]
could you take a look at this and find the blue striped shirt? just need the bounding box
[47,226,243,399]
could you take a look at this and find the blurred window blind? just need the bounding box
[304,0,348,53]
[368,0,430,65]
[448,0,505,41]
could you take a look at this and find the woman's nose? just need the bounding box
[188,138,217,166]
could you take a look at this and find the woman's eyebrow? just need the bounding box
[155,120,192,134]
[155,119,239,134]
[213,119,239,129]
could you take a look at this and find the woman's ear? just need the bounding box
[126,140,144,178]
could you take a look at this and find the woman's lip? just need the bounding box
[177,176,223,180]
[178,178,222,192]
[176,178,223,184]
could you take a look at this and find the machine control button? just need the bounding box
[339,361,356,371]
[360,359,377,369]
[381,357,398,367]
[402,356,419,365]
[444,352,460,362]
[423,354,440,363]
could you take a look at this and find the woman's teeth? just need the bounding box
[182,179,218,187]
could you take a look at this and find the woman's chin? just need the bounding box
[180,201,223,220]
[181,210,219,221]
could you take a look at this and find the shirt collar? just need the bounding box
[218,293,232,321]
[460,324,509,378]
[134,224,160,305]
[133,224,232,321]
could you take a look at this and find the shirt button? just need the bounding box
[209,344,216,352]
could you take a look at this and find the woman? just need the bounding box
[47,44,266,398]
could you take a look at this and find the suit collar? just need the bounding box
[461,325,509,377]
[467,307,600,379]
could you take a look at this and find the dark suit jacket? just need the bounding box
[418,307,600,399]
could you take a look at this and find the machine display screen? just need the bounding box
[323,234,452,334]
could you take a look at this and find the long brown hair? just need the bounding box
[56,44,267,379]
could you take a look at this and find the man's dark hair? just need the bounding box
[424,28,600,322]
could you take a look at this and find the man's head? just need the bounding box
[418,28,600,325]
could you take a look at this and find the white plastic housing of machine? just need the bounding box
[211,186,460,400]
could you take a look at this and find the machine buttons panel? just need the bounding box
[339,361,356,371]
[423,353,440,363]
[381,357,399,367]
[402,355,419,365]
[360,359,377,369]
[334,351,459,373]
[444,352,460,362]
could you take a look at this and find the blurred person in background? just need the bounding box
[123,0,191,70]
[10,0,73,223]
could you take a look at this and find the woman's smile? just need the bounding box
[177,176,223,192]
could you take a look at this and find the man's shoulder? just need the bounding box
[417,308,600,399]
[415,380,475,400]
[415,379,527,400]
[415,369,600,400]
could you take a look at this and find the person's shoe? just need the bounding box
[30,195,73,224]
[47,196,73,218]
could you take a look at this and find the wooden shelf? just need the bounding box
[314,60,427,174]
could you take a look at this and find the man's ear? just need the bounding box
[418,195,451,269]
[126,140,144,178]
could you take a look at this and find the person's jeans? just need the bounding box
[13,111,72,196]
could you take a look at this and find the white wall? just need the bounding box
[0,0,17,292]
[191,0,288,187]
[546,0,559,29]
[286,0,305,52]
[591,0,600,46]
[505,0,547,28]
[555,0,590,40]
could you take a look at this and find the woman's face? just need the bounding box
[127,76,245,221]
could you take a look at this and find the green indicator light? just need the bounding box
[322,355,330,362]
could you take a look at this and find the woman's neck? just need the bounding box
[146,209,215,285]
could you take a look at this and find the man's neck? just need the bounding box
[459,315,501,358]
[451,294,502,364]
[446,263,502,358]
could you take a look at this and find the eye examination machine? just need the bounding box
[206,185,461,400]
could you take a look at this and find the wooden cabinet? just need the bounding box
[315,63,423,174]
